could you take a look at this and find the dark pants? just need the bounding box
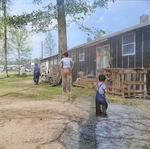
[96,99,108,115]
[34,72,39,84]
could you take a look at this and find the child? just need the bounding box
[95,74,108,117]
[60,52,74,103]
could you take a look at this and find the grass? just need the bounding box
[0,72,33,84]
[0,74,150,111]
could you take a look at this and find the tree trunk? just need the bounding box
[4,0,8,77]
[18,49,20,75]
[57,0,67,61]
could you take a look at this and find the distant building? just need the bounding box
[23,62,35,72]
[0,65,19,71]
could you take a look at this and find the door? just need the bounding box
[96,45,110,70]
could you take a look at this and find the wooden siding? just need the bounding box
[129,55,134,68]
[143,26,150,68]
[143,26,150,92]
[136,29,142,67]
[118,35,122,68]
[123,56,128,68]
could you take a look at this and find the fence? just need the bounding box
[97,68,147,99]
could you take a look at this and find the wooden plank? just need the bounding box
[107,91,122,95]
[112,72,115,93]
[73,81,97,89]
[78,78,97,82]
[144,73,147,99]
[119,69,147,74]
[107,86,122,90]
[123,90,146,93]
[122,73,124,98]
[139,74,142,95]
[133,74,136,97]
[123,81,146,85]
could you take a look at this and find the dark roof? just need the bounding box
[41,54,58,61]
[41,20,150,61]
[69,20,150,51]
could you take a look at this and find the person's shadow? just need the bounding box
[78,96,98,149]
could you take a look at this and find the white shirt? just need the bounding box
[61,57,73,68]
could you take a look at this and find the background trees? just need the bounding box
[43,31,56,57]
[0,0,114,76]
[11,0,113,60]
[9,28,32,75]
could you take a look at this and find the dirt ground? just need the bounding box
[0,94,150,149]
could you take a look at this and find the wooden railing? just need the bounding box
[97,68,147,99]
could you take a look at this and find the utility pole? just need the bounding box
[41,41,43,59]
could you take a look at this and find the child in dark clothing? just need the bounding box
[95,74,108,117]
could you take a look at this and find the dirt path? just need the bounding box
[0,95,150,149]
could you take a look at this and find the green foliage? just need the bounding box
[78,25,110,38]
[13,73,33,78]
[33,58,40,64]
[93,28,111,39]
[21,73,28,77]
[9,28,32,64]
[9,0,115,33]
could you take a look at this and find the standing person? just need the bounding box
[60,52,74,103]
[33,63,40,85]
[95,74,108,117]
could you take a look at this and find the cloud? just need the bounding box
[96,16,104,24]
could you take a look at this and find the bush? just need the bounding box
[21,73,28,77]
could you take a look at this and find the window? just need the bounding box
[79,53,85,61]
[122,33,135,56]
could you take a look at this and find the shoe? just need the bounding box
[101,114,108,117]
[96,113,102,117]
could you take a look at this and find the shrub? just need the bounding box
[21,73,28,77]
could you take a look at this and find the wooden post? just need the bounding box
[112,72,114,93]
[139,73,142,91]
[122,72,124,98]
[127,73,131,98]
[144,73,147,99]
[133,73,136,98]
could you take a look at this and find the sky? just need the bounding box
[10,0,150,59]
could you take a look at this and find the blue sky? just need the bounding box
[11,0,150,59]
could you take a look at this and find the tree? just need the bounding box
[9,28,32,75]
[11,0,114,61]
[0,0,13,77]
[93,28,111,39]
[1,0,9,76]
[33,58,40,65]
[44,31,56,57]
